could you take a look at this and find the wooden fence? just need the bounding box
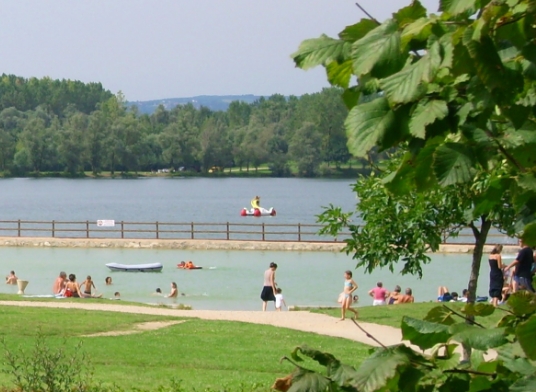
[0,219,518,245]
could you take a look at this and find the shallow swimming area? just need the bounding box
[0,247,505,310]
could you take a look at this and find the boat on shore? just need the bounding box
[105,262,163,272]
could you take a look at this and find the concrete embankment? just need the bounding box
[0,236,520,254]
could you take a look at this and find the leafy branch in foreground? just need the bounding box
[273,292,536,392]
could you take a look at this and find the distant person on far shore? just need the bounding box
[5,271,18,285]
[275,288,287,311]
[368,282,388,306]
[395,288,414,304]
[52,271,67,294]
[387,285,401,305]
[340,270,358,321]
[105,276,112,285]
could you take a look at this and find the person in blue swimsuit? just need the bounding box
[340,270,358,321]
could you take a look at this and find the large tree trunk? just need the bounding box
[462,215,492,361]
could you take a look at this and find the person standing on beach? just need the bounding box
[505,240,535,293]
[260,262,277,311]
[340,270,358,320]
[488,244,504,306]
[368,282,388,306]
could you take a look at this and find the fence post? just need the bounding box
[298,223,301,242]
[262,223,265,241]
[86,220,89,238]
[191,222,194,239]
[226,222,230,240]
[17,220,21,237]
[121,221,124,239]
[52,220,55,238]
[156,221,159,239]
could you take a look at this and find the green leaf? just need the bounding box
[522,222,536,246]
[462,29,508,92]
[433,142,476,186]
[517,314,536,360]
[351,345,416,392]
[345,97,397,157]
[424,305,456,326]
[351,20,403,77]
[394,1,427,27]
[409,100,448,139]
[469,376,492,392]
[517,173,536,193]
[380,40,441,105]
[341,86,360,110]
[291,345,337,367]
[510,374,536,392]
[450,326,508,351]
[401,17,435,48]
[339,19,378,42]
[288,367,332,392]
[292,35,350,70]
[326,60,353,89]
[401,316,451,350]
[440,0,477,15]
[462,303,495,317]
[507,290,536,316]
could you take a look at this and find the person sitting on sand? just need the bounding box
[64,274,83,298]
[52,271,67,294]
[5,271,18,285]
[79,275,102,298]
[387,285,402,305]
[395,288,415,304]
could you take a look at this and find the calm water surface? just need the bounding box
[0,178,357,224]
[0,247,503,310]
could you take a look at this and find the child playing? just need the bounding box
[340,270,358,321]
[80,275,102,298]
[275,288,287,311]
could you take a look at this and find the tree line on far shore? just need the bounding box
[0,74,369,177]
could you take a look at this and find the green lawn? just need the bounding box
[309,302,508,329]
[0,304,371,391]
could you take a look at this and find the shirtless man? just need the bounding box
[395,288,415,304]
[52,271,67,294]
[5,271,18,285]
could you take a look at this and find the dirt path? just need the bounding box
[0,301,401,347]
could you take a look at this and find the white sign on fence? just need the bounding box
[97,220,115,227]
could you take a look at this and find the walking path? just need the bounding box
[0,301,402,347]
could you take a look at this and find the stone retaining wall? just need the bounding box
[0,236,521,254]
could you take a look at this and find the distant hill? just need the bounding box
[128,94,262,114]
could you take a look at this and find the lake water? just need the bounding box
[0,177,357,224]
[0,247,503,310]
[0,177,515,309]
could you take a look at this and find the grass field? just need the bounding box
[0,304,371,391]
[309,302,507,329]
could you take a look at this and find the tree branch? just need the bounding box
[351,320,387,348]
[444,368,496,377]
[484,129,526,173]
[355,2,380,25]
[442,305,486,328]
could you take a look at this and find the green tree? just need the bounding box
[58,112,88,175]
[292,0,536,239]
[289,122,322,177]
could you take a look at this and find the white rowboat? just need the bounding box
[105,262,163,272]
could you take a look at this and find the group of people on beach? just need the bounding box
[52,271,115,298]
[367,282,414,306]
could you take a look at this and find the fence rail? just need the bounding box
[0,219,519,245]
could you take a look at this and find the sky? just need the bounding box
[0,0,439,102]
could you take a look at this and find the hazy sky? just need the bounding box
[0,0,438,101]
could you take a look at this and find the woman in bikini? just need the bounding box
[340,270,358,321]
